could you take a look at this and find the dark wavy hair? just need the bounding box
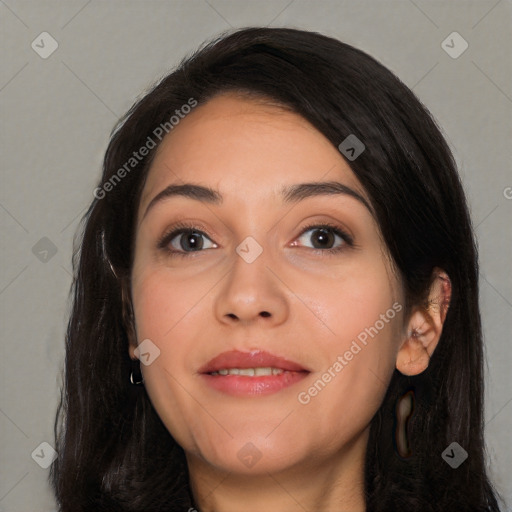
[50,26,504,511]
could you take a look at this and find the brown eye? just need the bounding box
[296,224,351,252]
[309,228,336,249]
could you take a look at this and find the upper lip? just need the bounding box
[199,350,309,374]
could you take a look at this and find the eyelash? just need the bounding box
[157,220,354,258]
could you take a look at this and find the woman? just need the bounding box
[50,27,504,511]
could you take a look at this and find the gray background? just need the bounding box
[1,1,511,510]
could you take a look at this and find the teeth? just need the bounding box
[210,367,285,376]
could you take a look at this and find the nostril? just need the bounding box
[260,311,271,317]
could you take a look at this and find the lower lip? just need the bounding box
[201,371,309,396]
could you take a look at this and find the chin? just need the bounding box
[196,437,307,475]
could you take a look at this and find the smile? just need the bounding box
[199,350,310,396]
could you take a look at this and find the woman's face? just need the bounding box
[130,93,406,475]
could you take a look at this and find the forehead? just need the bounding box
[139,93,366,213]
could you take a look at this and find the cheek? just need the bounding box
[318,258,402,355]
[131,256,214,340]
[130,255,196,367]
[132,274,182,340]
[130,269,216,448]
[131,268,212,386]
[299,263,403,433]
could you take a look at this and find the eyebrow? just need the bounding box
[142,180,372,220]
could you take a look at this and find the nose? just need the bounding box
[214,243,289,327]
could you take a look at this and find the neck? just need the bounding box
[186,430,368,512]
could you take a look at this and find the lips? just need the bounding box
[199,350,310,396]
[199,349,308,374]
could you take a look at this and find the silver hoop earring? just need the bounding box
[130,360,144,385]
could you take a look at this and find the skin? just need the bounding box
[128,93,451,512]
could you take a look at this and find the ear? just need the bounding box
[121,278,139,360]
[396,268,452,376]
